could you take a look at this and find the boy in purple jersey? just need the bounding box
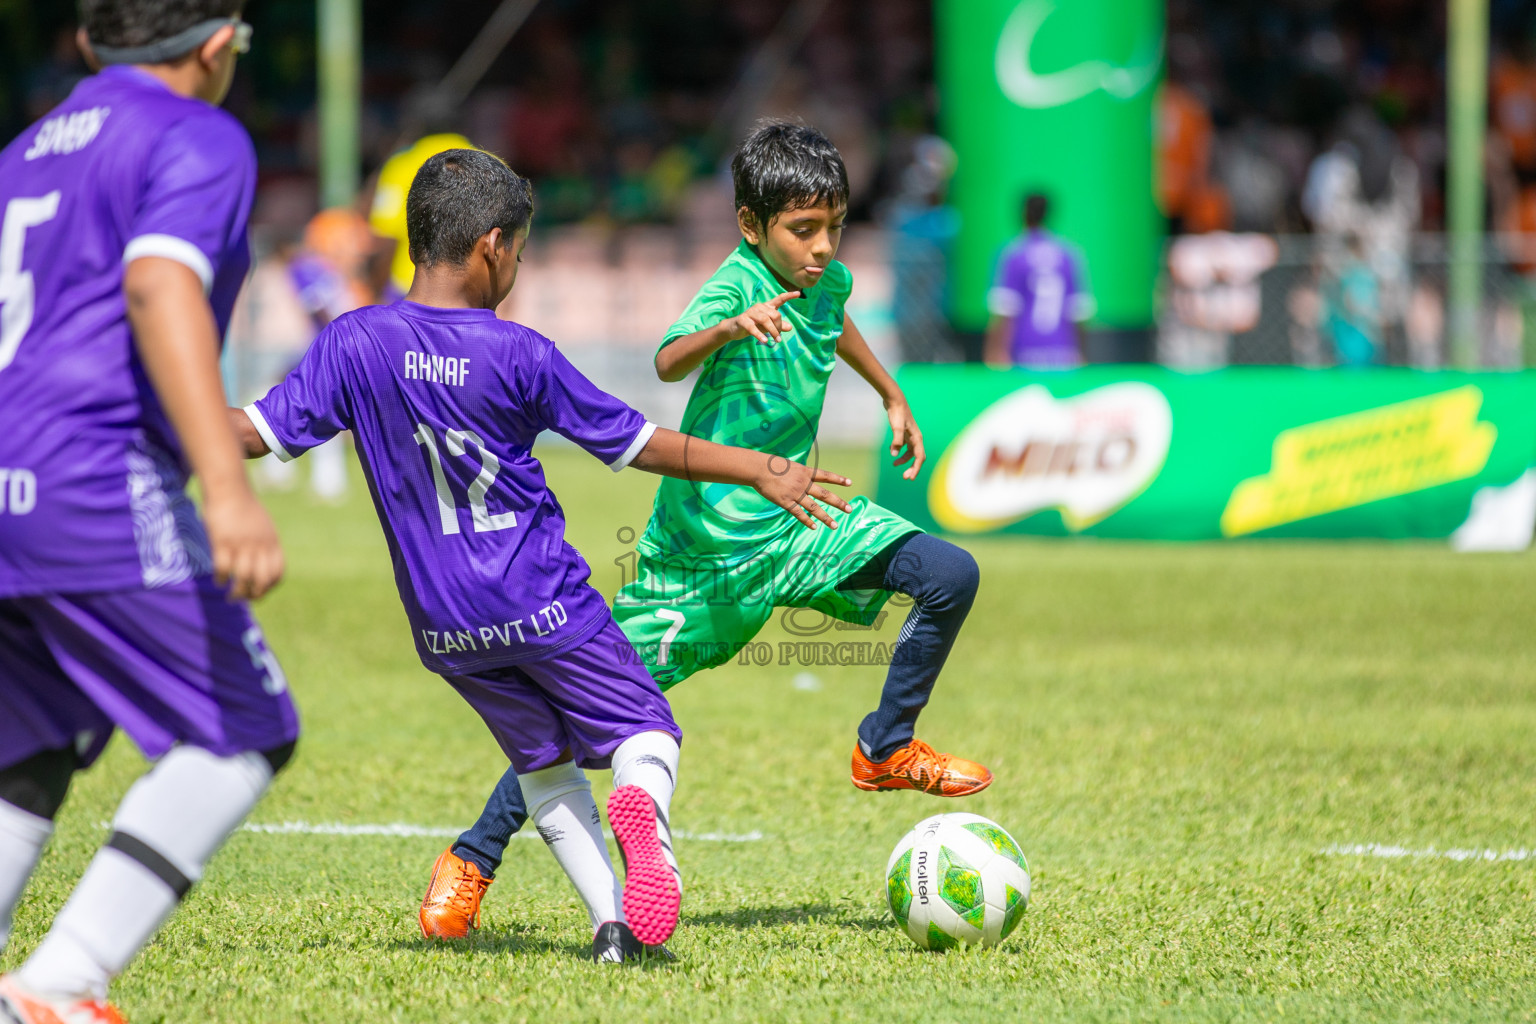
[983,192,1095,369]
[234,149,852,962]
[0,3,299,1022]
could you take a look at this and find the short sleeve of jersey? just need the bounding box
[248,323,352,462]
[987,246,1026,317]
[660,270,749,349]
[125,110,256,293]
[531,341,651,469]
[823,260,854,317]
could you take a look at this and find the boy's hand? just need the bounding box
[204,485,285,601]
[722,291,800,345]
[754,458,852,530]
[888,401,926,480]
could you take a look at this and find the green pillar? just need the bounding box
[318,0,361,209]
[937,0,1163,335]
[1447,0,1488,368]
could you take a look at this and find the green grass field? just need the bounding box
[5,445,1536,1022]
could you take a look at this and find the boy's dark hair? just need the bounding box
[406,149,534,268]
[1023,192,1050,228]
[79,0,242,50]
[731,119,849,233]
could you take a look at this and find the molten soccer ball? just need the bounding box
[885,812,1030,950]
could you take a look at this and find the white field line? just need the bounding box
[1322,843,1536,863]
[235,821,764,843]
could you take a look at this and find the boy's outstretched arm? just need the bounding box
[630,427,852,530]
[835,315,926,480]
[654,290,800,381]
[229,407,271,458]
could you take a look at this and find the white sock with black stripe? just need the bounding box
[519,762,623,931]
[17,746,271,1001]
[610,732,681,886]
[0,799,53,953]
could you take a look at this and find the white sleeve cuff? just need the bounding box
[610,421,657,473]
[986,286,1023,317]
[243,403,295,463]
[123,234,215,295]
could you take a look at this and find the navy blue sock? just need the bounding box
[839,532,979,763]
[451,765,528,879]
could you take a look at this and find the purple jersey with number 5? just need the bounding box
[248,302,654,674]
[0,67,255,597]
[987,229,1091,368]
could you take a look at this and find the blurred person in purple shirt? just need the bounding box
[983,192,1095,369]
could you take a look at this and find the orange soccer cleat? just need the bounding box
[851,738,993,797]
[0,975,126,1024]
[418,848,492,939]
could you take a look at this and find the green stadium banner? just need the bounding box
[874,366,1536,542]
[936,0,1163,333]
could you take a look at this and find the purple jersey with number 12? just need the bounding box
[248,302,655,675]
[0,67,256,597]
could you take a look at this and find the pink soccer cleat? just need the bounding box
[606,785,681,947]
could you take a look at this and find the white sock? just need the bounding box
[518,762,623,931]
[18,747,272,1001]
[610,731,680,883]
[0,799,54,953]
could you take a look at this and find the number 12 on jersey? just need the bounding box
[413,423,517,536]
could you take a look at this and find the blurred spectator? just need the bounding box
[1492,34,1536,358]
[295,209,380,322]
[883,136,960,362]
[1161,232,1279,367]
[1302,106,1420,362]
[1157,79,1229,233]
[984,193,1094,369]
[1214,119,1289,232]
[1493,38,1536,183]
[1325,233,1385,366]
[233,209,385,501]
[371,131,475,294]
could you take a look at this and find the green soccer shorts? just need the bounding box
[613,497,920,689]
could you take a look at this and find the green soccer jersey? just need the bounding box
[642,239,855,559]
[615,239,921,688]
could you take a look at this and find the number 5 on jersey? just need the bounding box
[0,191,62,372]
[413,423,517,536]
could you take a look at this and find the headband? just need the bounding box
[89,17,241,65]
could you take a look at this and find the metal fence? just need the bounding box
[227,226,1536,427]
[1156,233,1536,370]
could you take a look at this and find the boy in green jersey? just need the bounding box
[614,119,989,795]
[419,121,989,938]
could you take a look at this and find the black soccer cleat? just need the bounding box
[591,921,673,963]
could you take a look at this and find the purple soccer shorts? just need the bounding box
[443,617,680,773]
[0,576,299,770]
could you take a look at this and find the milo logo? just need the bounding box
[928,382,1172,533]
